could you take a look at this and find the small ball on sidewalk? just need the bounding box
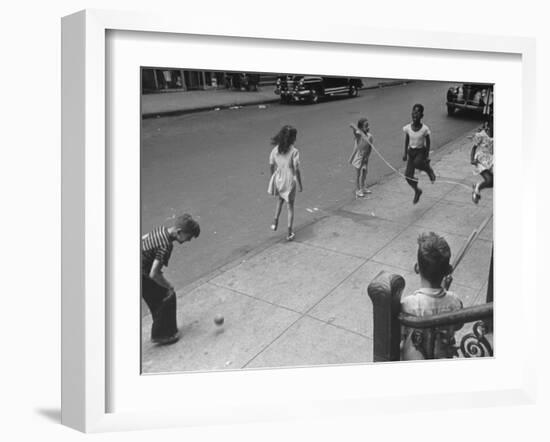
[214,314,224,326]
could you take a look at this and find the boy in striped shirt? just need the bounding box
[142,214,200,345]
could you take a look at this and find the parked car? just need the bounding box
[446,83,493,117]
[275,75,363,104]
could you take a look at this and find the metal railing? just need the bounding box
[367,271,493,362]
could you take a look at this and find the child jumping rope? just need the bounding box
[349,118,374,197]
[471,115,494,204]
[268,125,303,241]
[402,104,436,204]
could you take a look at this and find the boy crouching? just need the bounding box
[141,214,200,345]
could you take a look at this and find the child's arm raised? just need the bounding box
[350,124,369,140]
[348,124,359,163]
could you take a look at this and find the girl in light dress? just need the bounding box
[471,116,494,204]
[267,125,303,241]
[349,117,374,197]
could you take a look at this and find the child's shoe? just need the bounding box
[270,219,278,231]
[427,167,436,183]
[286,232,295,241]
[152,331,180,346]
[413,188,423,204]
[472,183,481,204]
[355,189,366,198]
[362,187,372,194]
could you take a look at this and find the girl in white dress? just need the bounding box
[349,118,374,197]
[267,125,303,241]
[471,116,494,204]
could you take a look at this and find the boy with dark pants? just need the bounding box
[141,214,200,345]
[403,103,436,204]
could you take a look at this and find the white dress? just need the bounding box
[349,130,373,170]
[267,145,300,202]
[472,129,494,173]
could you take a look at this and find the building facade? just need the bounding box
[142,68,278,93]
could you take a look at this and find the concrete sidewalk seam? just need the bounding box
[303,313,375,340]
[238,249,372,368]
[208,281,306,316]
[242,314,307,369]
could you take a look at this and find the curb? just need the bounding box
[142,97,280,119]
[142,81,414,119]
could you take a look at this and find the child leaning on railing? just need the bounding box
[400,232,464,360]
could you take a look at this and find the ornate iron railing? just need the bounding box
[399,304,493,359]
[367,271,493,362]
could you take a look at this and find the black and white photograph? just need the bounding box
[140,69,494,373]
[6,0,548,438]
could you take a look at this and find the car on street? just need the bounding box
[446,83,493,117]
[275,75,363,104]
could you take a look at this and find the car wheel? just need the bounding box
[309,90,319,104]
[447,105,455,116]
[349,85,358,97]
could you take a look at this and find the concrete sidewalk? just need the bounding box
[141,129,493,374]
[141,78,410,118]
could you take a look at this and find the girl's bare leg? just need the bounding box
[472,171,493,204]
[355,168,365,197]
[361,167,368,192]
[286,198,295,240]
[287,199,294,233]
[272,197,283,230]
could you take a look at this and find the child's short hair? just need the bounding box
[417,232,451,285]
[173,214,200,238]
[357,117,368,129]
[413,103,424,114]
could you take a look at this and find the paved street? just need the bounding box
[140,80,493,374]
[141,81,481,291]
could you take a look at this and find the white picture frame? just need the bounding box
[61,9,537,433]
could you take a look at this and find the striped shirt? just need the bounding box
[141,226,173,275]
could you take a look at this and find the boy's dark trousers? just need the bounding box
[141,275,178,341]
[405,147,434,188]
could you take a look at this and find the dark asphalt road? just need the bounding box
[141,80,481,290]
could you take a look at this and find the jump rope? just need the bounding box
[304,131,476,215]
[366,137,473,191]
[357,131,491,282]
